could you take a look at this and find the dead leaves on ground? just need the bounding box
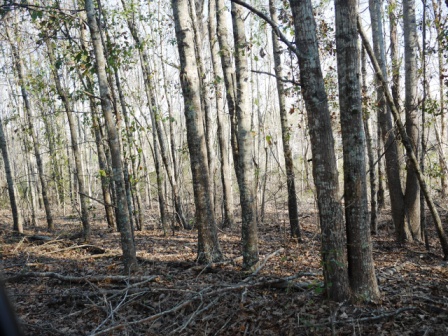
[0,209,447,335]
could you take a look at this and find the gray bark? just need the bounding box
[269,0,300,238]
[0,116,22,233]
[172,0,223,263]
[208,0,235,229]
[369,0,407,241]
[289,0,351,301]
[232,2,259,271]
[85,0,137,273]
[335,0,379,301]
[46,39,91,240]
[403,0,421,241]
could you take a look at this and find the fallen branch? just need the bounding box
[2,272,158,284]
[89,273,314,335]
[44,244,106,255]
[250,248,285,276]
[299,307,418,328]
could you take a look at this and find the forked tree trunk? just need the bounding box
[172,0,223,263]
[85,0,137,273]
[289,0,351,301]
[208,0,235,229]
[334,0,379,301]
[269,0,300,238]
[232,2,259,271]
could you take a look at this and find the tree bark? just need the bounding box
[46,39,91,241]
[0,116,22,233]
[172,0,223,263]
[403,0,421,241]
[85,0,137,273]
[232,2,259,271]
[6,22,54,231]
[269,0,300,238]
[216,0,241,186]
[358,18,448,260]
[208,0,235,229]
[368,0,407,241]
[289,0,351,301]
[334,0,379,301]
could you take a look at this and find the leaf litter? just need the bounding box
[0,204,447,335]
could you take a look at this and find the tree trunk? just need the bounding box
[403,0,421,241]
[369,0,407,241]
[6,22,54,231]
[232,2,259,271]
[289,0,351,301]
[85,0,137,273]
[46,39,91,241]
[359,18,448,260]
[120,0,189,230]
[361,47,378,235]
[269,0,300,238]
[172,0,223,263]
[0,116,22,233]
[216,0,241,186]
[334,0,379,301]
[208,0,235,229]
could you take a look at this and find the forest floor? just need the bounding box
[1,202,448,335]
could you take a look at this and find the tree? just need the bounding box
[289,0,350,301]
[403,0,421,241]
[269,0,300,239]
[0,114,22,233]
[46,38,91,241]
[172,0,223,263]
[232,2,259,271]
[208,0,235,229]
[85,0,137,273]
[369,0,407,241]
[334,0,379,301]
[6,18,54,232]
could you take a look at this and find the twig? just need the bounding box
[250,248,285,276]
[2,272,158,284]
[251,70,300,85]
[43,244,106,255]
[12,237,26,253]
[79,192,116,208]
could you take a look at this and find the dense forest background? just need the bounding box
[0,0,448,334]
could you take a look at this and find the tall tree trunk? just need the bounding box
[172,0,223,263]
[361,47,378,235]
[289,0,351,301]
[334,0,379,301]
[359,18,448,260]
[121,0,189,230]
[403,0,421,241]
[216,0,241,186]
[388,0,401,113]
[85,0,137,273]
[208,0,235,229]
[46,39,91,241]
[269,0,300,238]
[6,22,54,231]
[232,2,259,271]
[0,116,22,233]
[369,0,407,241]
[432,0,447,198]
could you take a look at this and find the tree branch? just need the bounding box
[230,0,306,59]
[251,70,300,86]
